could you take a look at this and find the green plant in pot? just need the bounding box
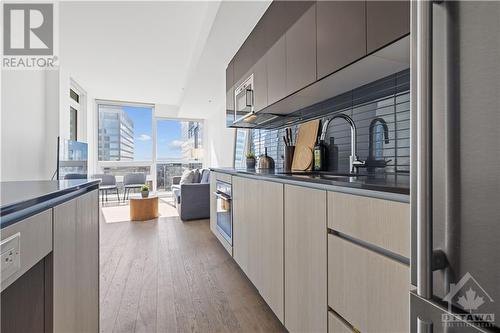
[246,152,256,169]
[140,184,150,198]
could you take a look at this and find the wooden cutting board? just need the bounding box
[291,119,320,171]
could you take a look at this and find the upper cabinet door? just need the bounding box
[285,3,316,95]
[316,1,366,80]
[225,60,234,113]
[253,56,268,112]
[267,35,287,105]
[226,60,234,93]
[366,0,410,54]
[233,37,255,85]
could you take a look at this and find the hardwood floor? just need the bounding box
[99,210,285,333]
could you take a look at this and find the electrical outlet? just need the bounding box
[1,232,21,283]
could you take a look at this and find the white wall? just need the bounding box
[154,104,179,118]
[203,105,234,168]
[57,1,270,171]
[1,70,60,181]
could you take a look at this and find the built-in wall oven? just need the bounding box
[214,180,232,245]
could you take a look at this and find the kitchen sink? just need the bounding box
[277,171,367,178]
[319,174,366,180]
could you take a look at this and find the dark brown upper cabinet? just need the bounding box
[253,56,268,112]
[226,59,234,93]
[316,1,366,80]
[226,60,234,112]
[227,0,409,123]
[267,35,287,106]
[232,1,305,89]
[285,3,316,96]
[233,36,255,86]
[366,1,410,54]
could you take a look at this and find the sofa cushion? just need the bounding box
[200,169,210,183]
[180,169,195,184]
[192,169,201,183]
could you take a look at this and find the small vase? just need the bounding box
[246,158,256,169]
[141,190,149,198]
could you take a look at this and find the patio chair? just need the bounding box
[93,174,120,203]
[123,173,146,201]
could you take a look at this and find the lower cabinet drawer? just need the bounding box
[214,172,232,184]
[328,311,354,333]
[328,235,410,333]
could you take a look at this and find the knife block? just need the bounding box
[283,146,295,172]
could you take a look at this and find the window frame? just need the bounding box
[94,100,205,191]
[69,87,81,141]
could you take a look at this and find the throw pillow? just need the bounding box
[179,169,195,185]
[192,169,201,183]
[200,170,210,183]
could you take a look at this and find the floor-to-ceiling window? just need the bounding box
[155,119,203,192]
[97,101,154,190]
[96,100,203,193]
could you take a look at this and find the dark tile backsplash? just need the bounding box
[250,69,410,173]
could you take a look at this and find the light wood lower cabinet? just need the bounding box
[328,191,410,258]
[53,190,99,332]
[232,176,284,322]
[328,234,410,333]
[284,185,327,332]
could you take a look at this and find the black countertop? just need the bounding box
[211,168,410,198]
[0,179,100,228]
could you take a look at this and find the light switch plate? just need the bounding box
[1,232,21,283]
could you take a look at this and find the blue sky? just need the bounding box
[157,120,182,159]
[124,106,153,160]
[123,107,182,160]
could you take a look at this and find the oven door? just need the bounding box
[214,186,232,245]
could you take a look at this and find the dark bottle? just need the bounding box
[313,138,327,171]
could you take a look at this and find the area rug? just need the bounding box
[101,200,179,223]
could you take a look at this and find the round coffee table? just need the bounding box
[129,195,159,221]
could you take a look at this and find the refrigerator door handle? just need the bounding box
[414,0,450,300]
[417,317,433,333]
[415,0,449,301]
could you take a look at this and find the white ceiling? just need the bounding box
[59,1,271,116]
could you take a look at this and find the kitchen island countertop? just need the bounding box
[0,179,100,228]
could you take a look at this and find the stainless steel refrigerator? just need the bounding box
[410,1,500,332]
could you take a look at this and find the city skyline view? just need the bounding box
[99,104,202,162]
[123,106,152,160]
[157,119,184,160]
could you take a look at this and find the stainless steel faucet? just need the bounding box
[368,117,390,161]
[326,114,365,173]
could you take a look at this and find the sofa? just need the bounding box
[171,169,210,221]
